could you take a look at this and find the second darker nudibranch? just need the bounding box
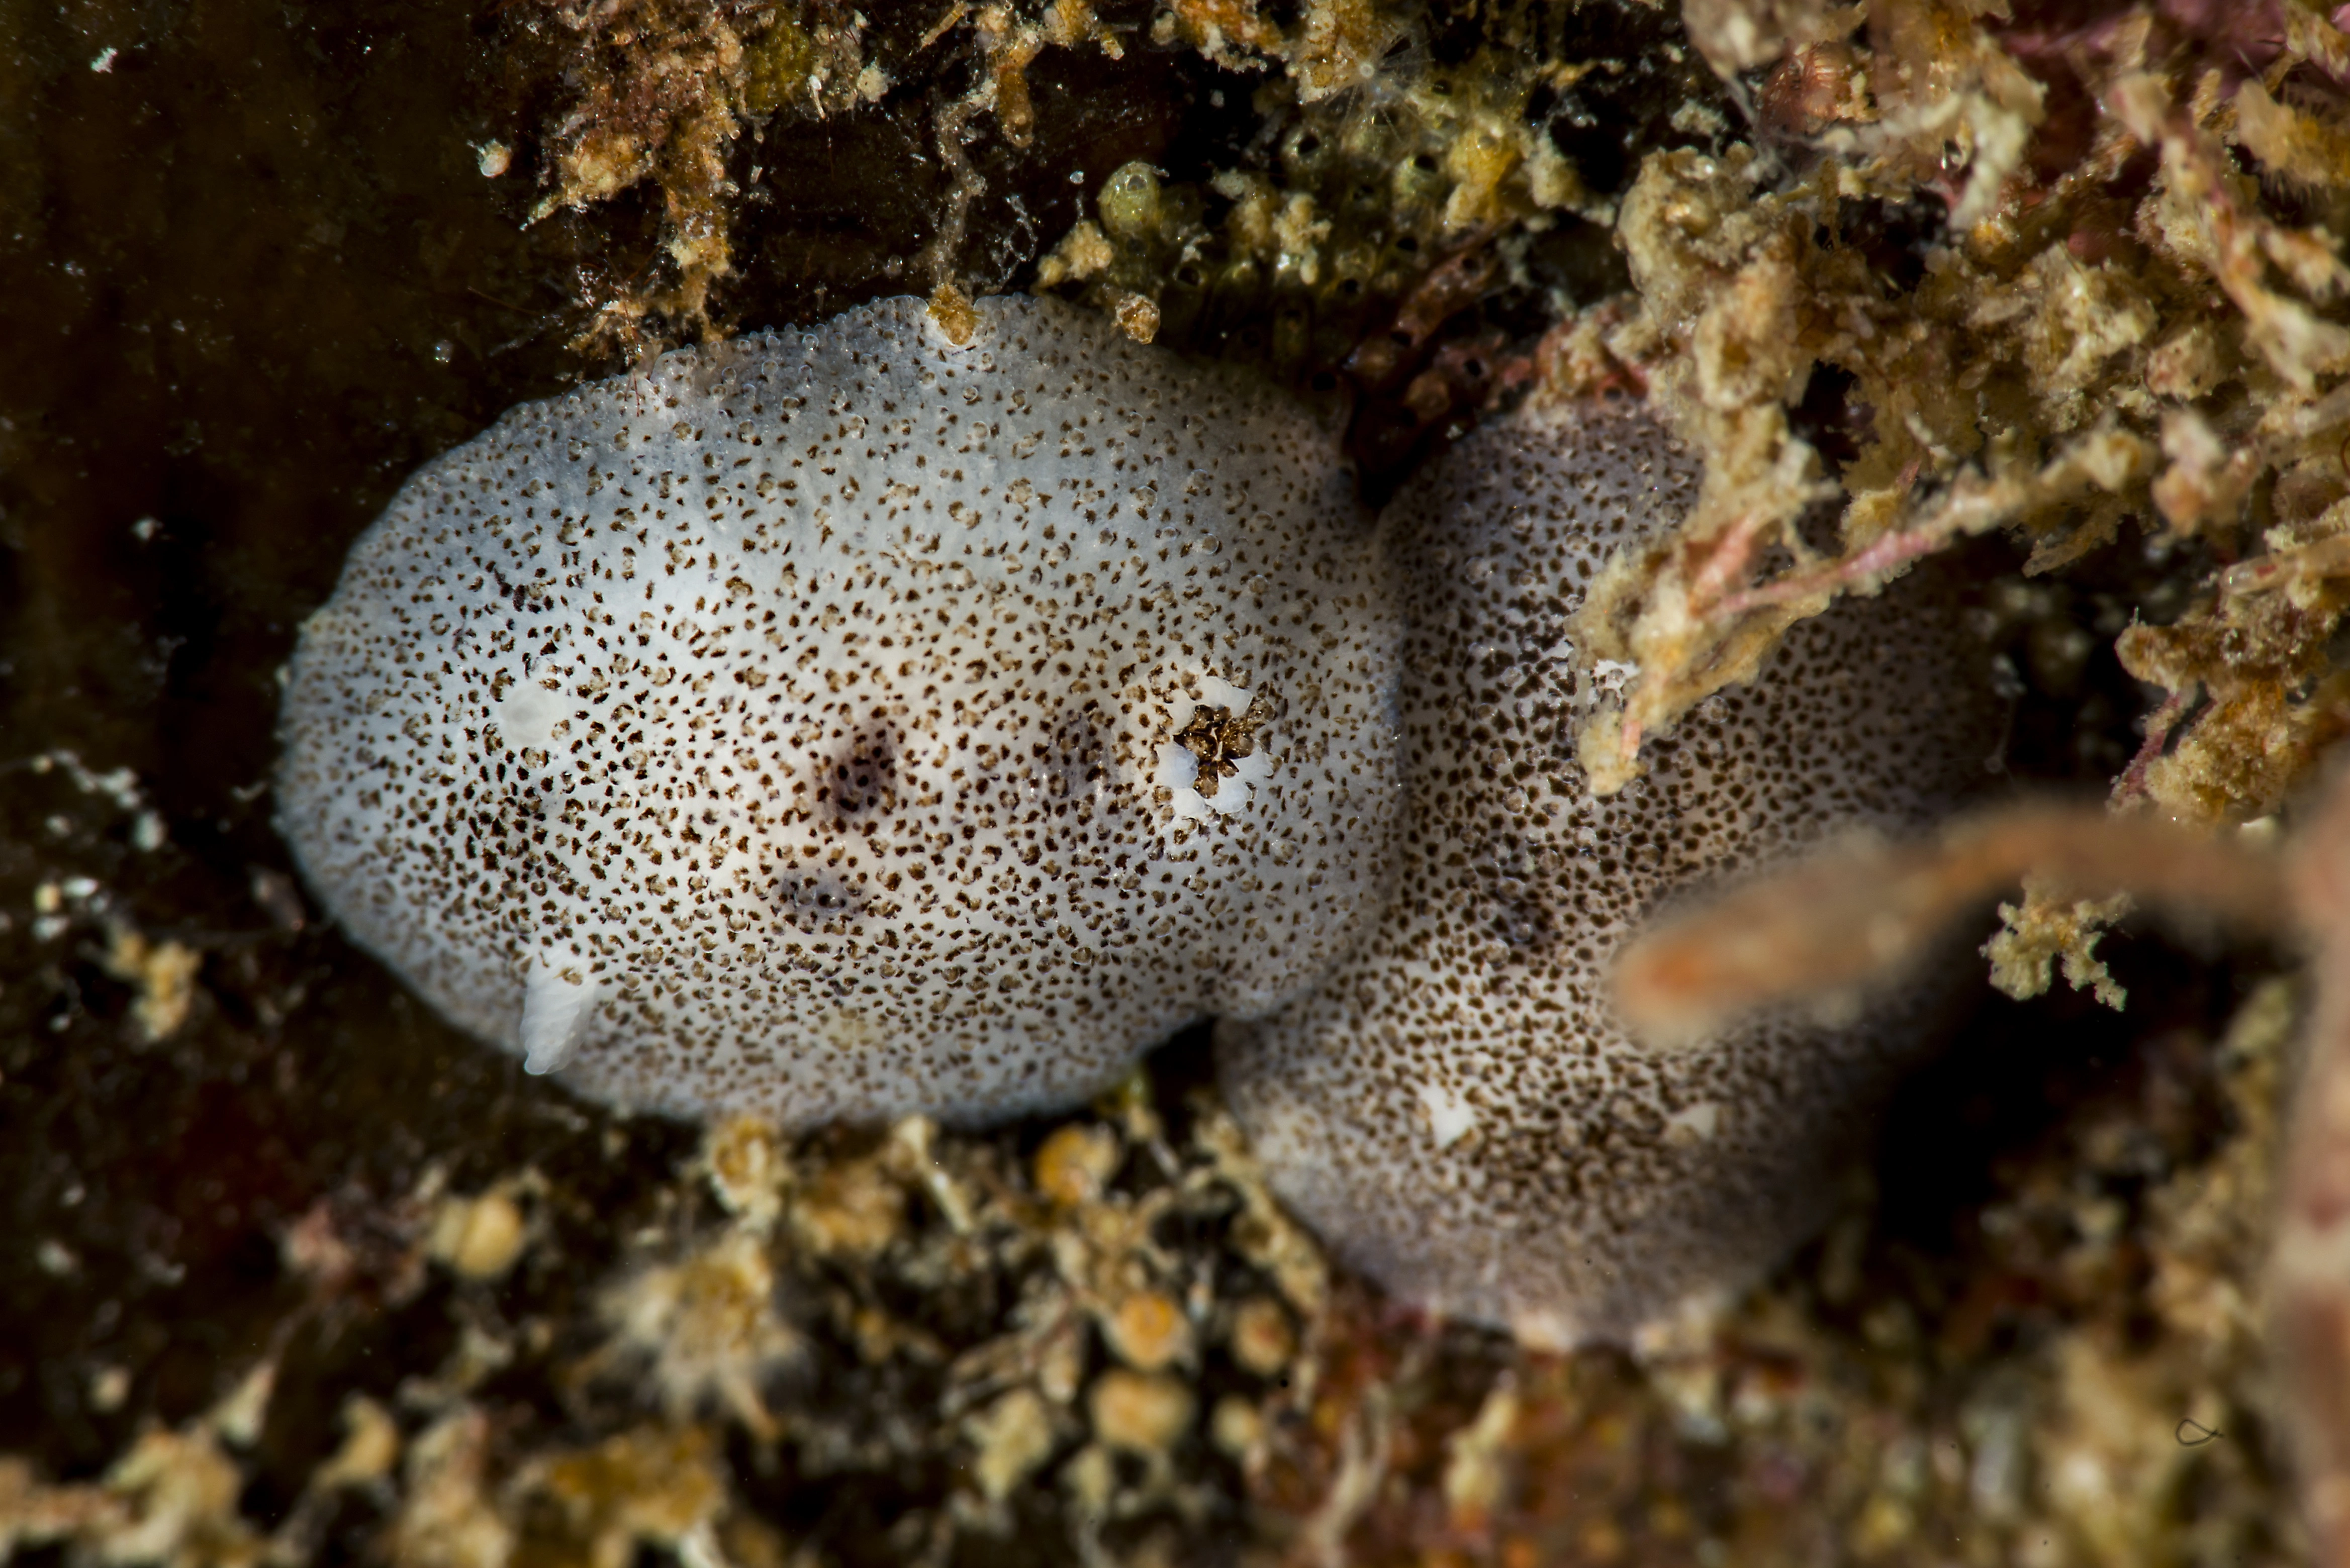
[1215,398,2002,1347]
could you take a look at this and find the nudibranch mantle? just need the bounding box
[276,295,1402,1126]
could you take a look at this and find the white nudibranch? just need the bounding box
[280,295,1993,1346]
[276,295,1402,1125]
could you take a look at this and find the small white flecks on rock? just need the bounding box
[1214,399,2000,1349]
[276,294,1401,1127]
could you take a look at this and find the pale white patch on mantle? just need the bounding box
[1663,1101,1722,1148]
[1420,1082,1479,1150]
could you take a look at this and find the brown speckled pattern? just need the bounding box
[275,295,1401,1126]
[1215,402,1997,1347]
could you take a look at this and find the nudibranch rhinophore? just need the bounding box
[1216,401,1998,1347]
[275,295,1402,1126]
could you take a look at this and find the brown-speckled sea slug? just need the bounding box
[1216,399,1997,1346]
[278,295,1994,1344]
[275,294,1402,1127]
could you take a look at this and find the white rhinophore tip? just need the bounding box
[520,957,599,1076]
